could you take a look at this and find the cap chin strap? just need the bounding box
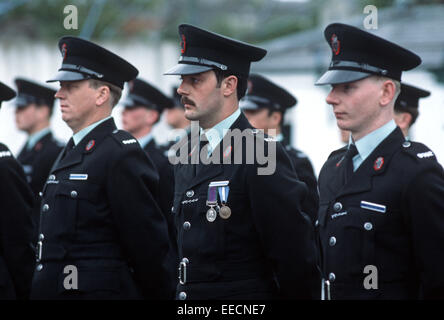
[179,56,227,71]
[60,63,104,79]
[329,60,388,76]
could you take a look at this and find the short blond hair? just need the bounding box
[372,76,401,101]
[88,79,122,108]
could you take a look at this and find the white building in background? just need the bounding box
[1,4,443,176]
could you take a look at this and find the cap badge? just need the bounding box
[61,43,68,60]
[223,146,232,158]
[373,156,384,171]
[35,142,43,151]
[180,34,186,54]
[331,34,341,56]
[85,139,95,151]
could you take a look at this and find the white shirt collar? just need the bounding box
[200,108,241,154]
[27,127,51,150]
[137,133,153,149]
[350,119,397,163]
[72,116,112,145]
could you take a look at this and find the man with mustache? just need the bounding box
[30,37,173,299]
[0,82,35,299]
[164,24,320,300]
[315,23,444,299]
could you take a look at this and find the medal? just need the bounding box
[206,207,217,222]
[217,183,231,219]
[206,180,231,222]
[206,183,219,222]
[219,205,231,219]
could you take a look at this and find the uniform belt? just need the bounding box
[178,260,270,284]
[39,243,124,262]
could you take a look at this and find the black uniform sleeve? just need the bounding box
[290,153,319,225]
[247,141,321,299]
[404,163,444,299]
[107,147,174,299]
[0,159,35,299]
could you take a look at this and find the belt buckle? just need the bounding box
[36,241,42,262]
[179,259,188,285]
[321,279,331,300]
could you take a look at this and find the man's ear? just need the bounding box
[222,75,238,97]
[270,111,282,129]
[146,109,160,125]
[394,111,412,130]
[96,85,111,106]
[380,80,396,106]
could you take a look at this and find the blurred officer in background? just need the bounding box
[164,24,320,300]
[0,82,35,299]
[240,73,319,224]
[165,86,190,131]
[30,36,173,299]
[315,23,444,299]
[121,77,177,281]
[393,83,430,139]
[14,78,63,238]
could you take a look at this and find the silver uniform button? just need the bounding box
[315,220,319,227]
[49,175,56,181]
[39,234,44,241]
[178,291,187,300]
[71,190,78,198]
[364,222,373,231]
[329,236,336,246]
[402,141,411,148]
[328,272,336,282]
[186,190,194,198]
[183,221,191,231]
[39,192,43,197]
[42,204,49,212]
[171,206,174,213]
[333,202,343,212]
[36,264,43,271]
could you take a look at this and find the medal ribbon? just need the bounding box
[218,186,230,204]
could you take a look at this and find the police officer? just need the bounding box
[0,82,35,299]
[164,24,320,300]
[14,78,63,237]
[121,78,175,219]
[393,83,430,138]
[315,23,444,299]
[165,86,191,131]
[30,37,173,299]
[240,74,319,224]
[121,78,177,279]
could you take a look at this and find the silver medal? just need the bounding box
[206,207,217,222]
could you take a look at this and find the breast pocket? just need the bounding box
[341,206,377,275]
[50,182,100,237]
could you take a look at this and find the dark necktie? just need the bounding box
[61,137,75,160]
[344,143,358,184]
[195,135,209,176]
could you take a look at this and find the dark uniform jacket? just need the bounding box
[30,118,173,300]
[143,140,175,239]
[172,113,320,300]
[0,143,35,299]
[143,139,178,288]
[282,142,319,225]
[318,127,444,299]
[17,131,63,240]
